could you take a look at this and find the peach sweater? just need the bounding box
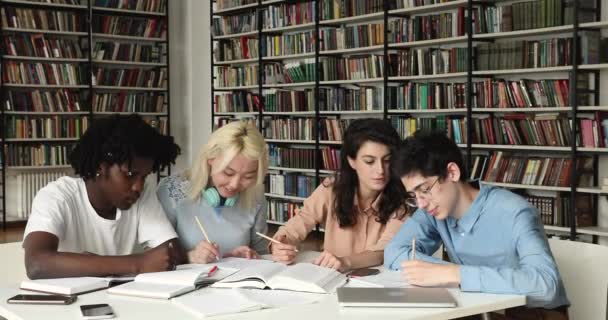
[272,181,406,257]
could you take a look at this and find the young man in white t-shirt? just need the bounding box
[23,115,183,279]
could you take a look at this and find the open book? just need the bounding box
[107,266,216,299]
[20,276,134,296]
[172,288,324,317]
[212,262,347,294]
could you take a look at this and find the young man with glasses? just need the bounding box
[385,131,569,320]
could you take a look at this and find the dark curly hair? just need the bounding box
[333,119,406,227]
[69,114,180,179]
[392,130,466,181]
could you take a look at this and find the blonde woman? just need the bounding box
[157,120,269,263]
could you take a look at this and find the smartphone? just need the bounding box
[348,268,380,278]
[7,294,76,305]
[80,304,115,319]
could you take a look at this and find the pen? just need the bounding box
[255,232,299,252]
[194,216,220,261]
[207,265,219,277]
[411,237,416,260]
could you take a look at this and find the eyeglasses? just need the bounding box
[405,177,439,208]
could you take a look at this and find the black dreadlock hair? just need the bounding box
[69,114,180,179]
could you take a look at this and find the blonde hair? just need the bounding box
[187,120,268,209]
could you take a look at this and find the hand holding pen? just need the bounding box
[258,232,299,265]
[187,216,221,264]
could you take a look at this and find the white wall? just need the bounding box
[169,0,212,172]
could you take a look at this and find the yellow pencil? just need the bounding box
[194,216,220,261]
[255,232,299,252]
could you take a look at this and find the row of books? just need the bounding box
[266,173,316,198]
[6,116,89,139]
[321,23,385,51]
[27,0,79,4]
[527,194,593,228]
[263,3,315,30]
[262,31,314,58]
[216,86,387,113]
[3,34,83,59]
[319,87,384,112]
[214,65,258,88]
[215,37,259,61]
[388,10,465,44]
[387,82,467,110]
[389,48,468,76]
[391,116,467,143]
[471,79,575,109]
[476,34,600,71]
[472,0,595,34]
[0,7,84,32]
[92,15,166,38]
[263,89,312,113]
[2,62,84,85]
[266,200,298,224]
[94,0,167,13]
[212,12,257,36]
[471,113,607,148]
[320,55,385,81]
[214,92,259,113]
[215,0,256,11]
[318,118,352,142]
[263,118,352,141]
[269,146,316,170]
[319,0,383,20]
[395,0,458,8]
[4,144,72,167]
[217,39,598,82]
[92,92,166,113]
[93,42,164,63]
[263,118,315,141]
[92,68,167,88]
[474,152,587,188]
[321,147,340,171]
[264,60,315,84]
[4,89,83,112]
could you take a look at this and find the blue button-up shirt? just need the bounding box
[384,183,569,309]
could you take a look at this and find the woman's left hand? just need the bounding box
[225,246,259,259]
[313,251,350,272]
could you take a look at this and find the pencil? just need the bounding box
[411,237,416,260]
[255,232,299,252]
[194,216,220,261]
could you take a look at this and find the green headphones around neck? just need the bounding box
[202,187,239,207]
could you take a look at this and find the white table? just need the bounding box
[0,284,525,320]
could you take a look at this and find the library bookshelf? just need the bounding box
[210,0,608,242]
[0,0,170,229]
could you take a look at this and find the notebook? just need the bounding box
[212,262,347,294]
[337,287,457,308]
[20,276,134,296]
[172,288,324,317]
[107,266,217,299]
[344,270,413,288]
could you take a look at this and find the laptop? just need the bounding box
[337,287,457,308]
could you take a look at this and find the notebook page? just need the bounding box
[172,288,263,317]
[20,277,108,295]
[108,282,193,299]
[236,288,324,308]
[269,263,346,293]
[218,263,285,284]
[345,270,413,288]
[133,267,214,286]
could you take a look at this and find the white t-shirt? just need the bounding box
[23,176,177,255]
